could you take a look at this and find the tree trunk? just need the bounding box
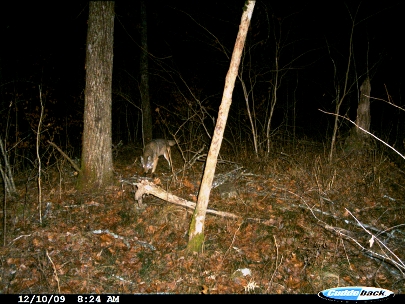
[355,77,371,137]
[140,0,153,145]
[345,77,372,153]
[79,1,114,189]
[187,0,256,253]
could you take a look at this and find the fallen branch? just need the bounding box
[323,223,405,275]
[121,178,275,225]
[92,229,156,251]
[125,179,240,220]
[283,187,405,274]
[47,140,81,173]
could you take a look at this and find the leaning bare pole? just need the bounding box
[187,1,256,252]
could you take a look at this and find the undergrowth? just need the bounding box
[1,140,404,294]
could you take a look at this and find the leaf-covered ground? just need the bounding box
[1,141,405,294]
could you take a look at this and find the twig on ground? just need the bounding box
[46,249,61,293]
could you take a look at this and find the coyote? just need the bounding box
[140,139,176,174]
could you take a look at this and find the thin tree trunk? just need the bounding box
[187,0,256,253]
[266,55,278,154]
[140,0,153,145]
[328,20,354,162]
[79,1,114,189]
[0,137,16,195]
[355,77,371,137]
[329,91,342,161]
[240,78,258,156]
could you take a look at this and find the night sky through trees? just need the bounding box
[1,1,404,153]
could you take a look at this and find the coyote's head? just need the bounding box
[140,156,153,172]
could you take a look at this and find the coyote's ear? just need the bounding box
[140,156,144,165]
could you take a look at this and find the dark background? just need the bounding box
[1,1,404,160]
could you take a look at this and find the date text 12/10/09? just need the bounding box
[17,295,120,303]
[18,295,66,303]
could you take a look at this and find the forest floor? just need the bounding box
[1,140,405,294]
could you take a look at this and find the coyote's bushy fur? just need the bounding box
[140,139,176,174]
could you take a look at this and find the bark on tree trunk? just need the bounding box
[187,0,256,253]
[355,77,371,137]
[79,1,115,189]
[140,0,153,145]
[345,77,372,153]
